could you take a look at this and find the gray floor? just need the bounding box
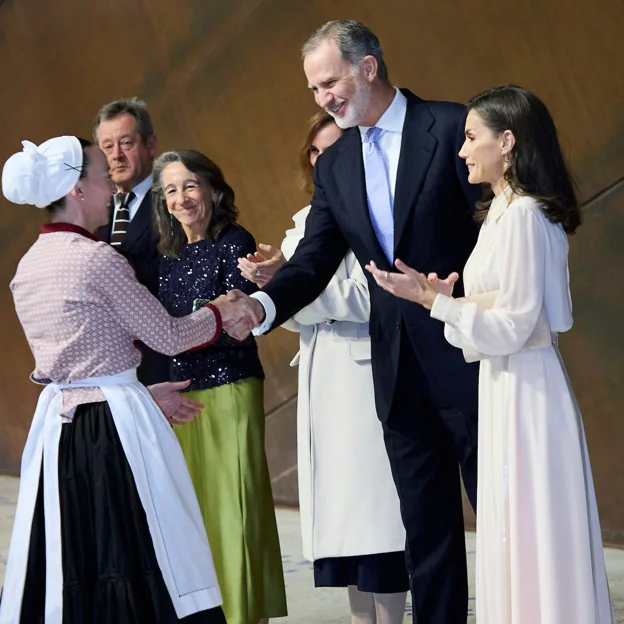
[0,475,622,622]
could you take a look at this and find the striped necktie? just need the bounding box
[110,191,135,247]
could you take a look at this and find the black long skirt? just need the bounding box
[313,552,410,594]
[17,401,226,624]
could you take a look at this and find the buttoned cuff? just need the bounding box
[251,291,276,335]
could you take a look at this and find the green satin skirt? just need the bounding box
[175,378,287,624]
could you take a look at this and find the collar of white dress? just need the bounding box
[488,185,517,223]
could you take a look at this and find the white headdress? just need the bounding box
[2,136,84,208]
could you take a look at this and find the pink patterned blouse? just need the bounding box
[10,223,220,415]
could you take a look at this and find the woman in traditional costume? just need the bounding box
[0,135,253,623]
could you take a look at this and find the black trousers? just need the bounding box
[382,331,478,624]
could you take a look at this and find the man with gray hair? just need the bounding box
[95,97,169,384]
[234,19,481,624]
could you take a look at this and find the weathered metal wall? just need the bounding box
[0,0,622,542]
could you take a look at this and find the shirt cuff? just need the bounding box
[430,294,462,325]
[251,291,276,335]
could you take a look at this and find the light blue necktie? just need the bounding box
[363,126,394,264]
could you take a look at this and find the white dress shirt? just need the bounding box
[112,173,153,223]
[252,88,407,335]
[358,86,407,202]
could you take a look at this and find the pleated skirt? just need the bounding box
[175,378,287,624]
[12,400,226,624]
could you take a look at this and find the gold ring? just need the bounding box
[385,271,389,280]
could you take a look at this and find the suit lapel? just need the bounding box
[393,90,437,252]
[334,128,390,268]
[122,193,152,253]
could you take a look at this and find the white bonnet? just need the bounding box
[2,136,84,209]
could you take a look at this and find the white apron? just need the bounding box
[0,369,222,623]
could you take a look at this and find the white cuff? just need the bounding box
[251,291,276,335]
[430,294,462,325]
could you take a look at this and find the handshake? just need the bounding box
[211,290,265,340]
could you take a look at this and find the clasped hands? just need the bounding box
[207,242,286,340]
[211,290,265,340]
[365,259,459,309]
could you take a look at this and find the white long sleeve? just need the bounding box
[290,256,370,326]
[278,206,370,329]
[431,197,548,357]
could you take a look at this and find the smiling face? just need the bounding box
[161,161,213,242]
[459,109,513,192]
[304,40,373,129]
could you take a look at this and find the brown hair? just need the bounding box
[297,111,341,195]
[152,150,239,258]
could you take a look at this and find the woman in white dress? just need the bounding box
[239,111,408,624]
[366,85,614,623]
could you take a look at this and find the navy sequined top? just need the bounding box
[159,223,264,392]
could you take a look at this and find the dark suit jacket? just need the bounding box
[99,190,170,384]
[263,89,481,421]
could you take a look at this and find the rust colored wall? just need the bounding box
[0,0,622,542]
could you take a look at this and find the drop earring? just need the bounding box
[169,213,175,237]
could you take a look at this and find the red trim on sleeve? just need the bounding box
[188,303,223,351]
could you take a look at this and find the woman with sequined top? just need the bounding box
[0,135,253,622]
[153,150,287,624]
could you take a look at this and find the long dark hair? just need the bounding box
[468,85,581,234]
[152,150,239,258]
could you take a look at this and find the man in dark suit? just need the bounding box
[94,97,169,385]
[233,20,481,624]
